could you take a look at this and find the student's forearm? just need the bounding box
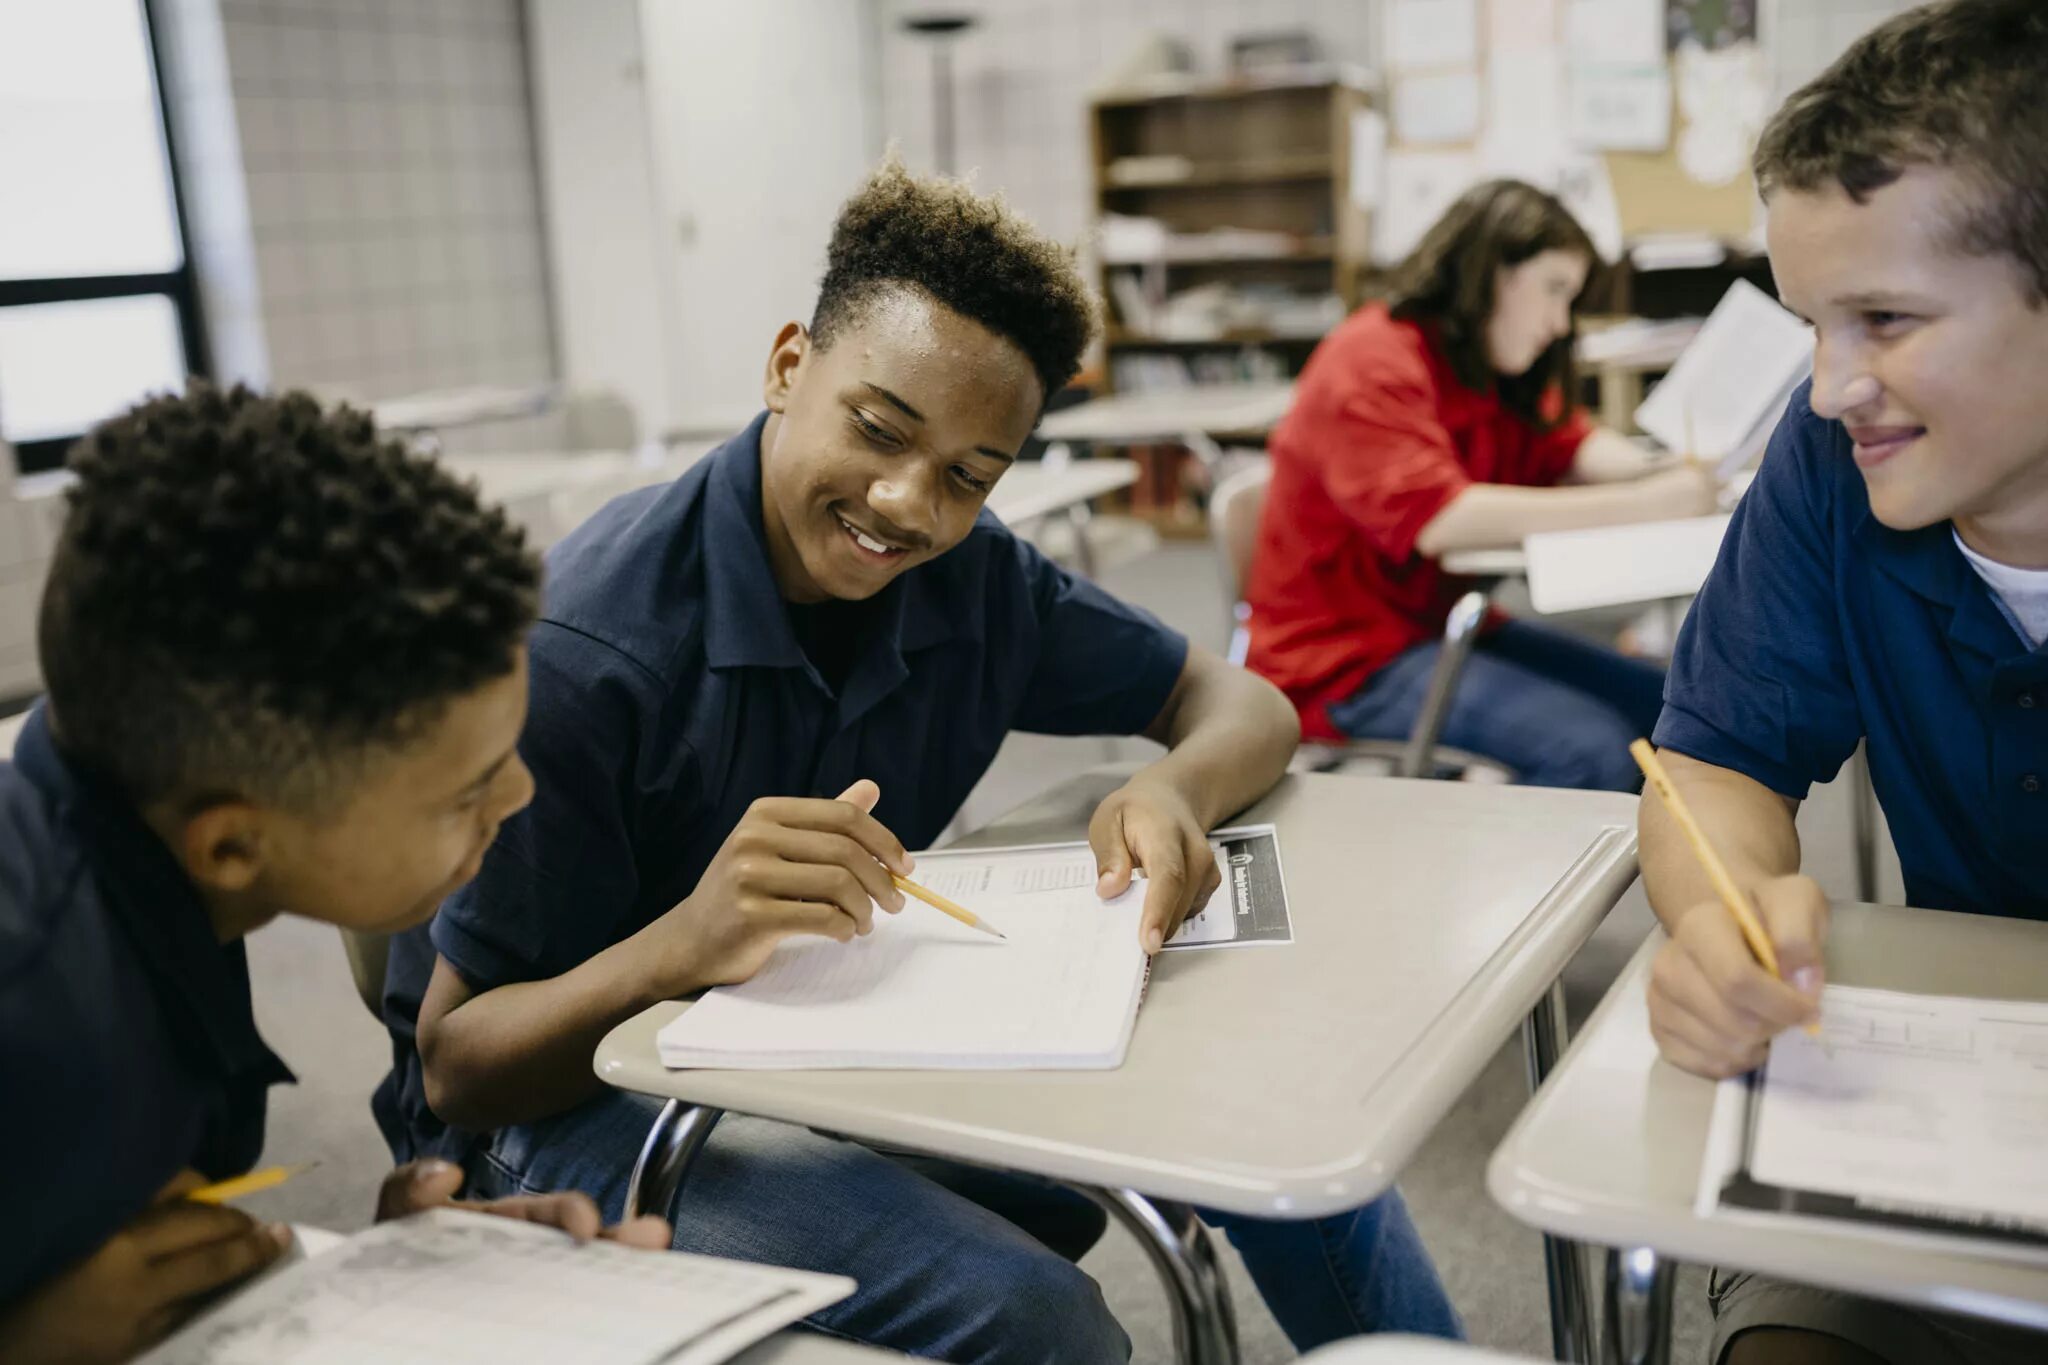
[1567,427,1676,484]
[419,934,687,1131]
[1137,656,1299,827]
[1639,749,1803,934]
[1414,478,1692,556]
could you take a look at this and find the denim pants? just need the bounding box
[1329,618,1667,791]
[467,1090,1462,1361]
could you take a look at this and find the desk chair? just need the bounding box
[1207,464,1510,783]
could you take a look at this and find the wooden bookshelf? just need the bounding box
[1086,74,1372,533]
[1090,75,1376,367]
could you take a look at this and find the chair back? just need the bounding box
[1208,460,1271,664]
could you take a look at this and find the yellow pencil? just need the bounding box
[186,1162,317,1205]
[1683,402,1702,472]
[1630,740,1783,977]
[893,874,1007,941]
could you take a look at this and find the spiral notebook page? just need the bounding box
[657,884,1147,1070]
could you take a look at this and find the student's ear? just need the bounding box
[176,801,271,894]
[763,321,811,414]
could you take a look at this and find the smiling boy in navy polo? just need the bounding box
[0,387,665,1365]
[376,161,1465,1358]
[1633,4,2048,1363]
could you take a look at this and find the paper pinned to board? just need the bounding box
[1567,63,1671,151]
[1484,49,1566,156]
[1349,108,1388,211]
[1487,0,1559,51]
[1674,39,1771,185]
[1374,150,1482,265]
[1564,0,1664,65]
[1392,70,1483,144]
[1386,0,1480,71]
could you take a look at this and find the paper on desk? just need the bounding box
[1698,985,2048,1261]
[912,826,1293,951]
[139,1208,854,1365]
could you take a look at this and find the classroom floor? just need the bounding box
[234,540,1902,1363]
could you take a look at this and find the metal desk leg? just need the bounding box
[625,1099,725,1221]
[1523,982,1595,1363]
[1401,587,1493,778]
[1085,1187,1240,1365]
[1849,742,1879,903]
[1601,1247,1675,1365]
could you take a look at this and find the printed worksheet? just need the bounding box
[909,824,1293,951]
[1698,984,2048,1259]
[140,1209,853,1365]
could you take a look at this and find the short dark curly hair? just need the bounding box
[39,383,541,811]
[1754,0,2048,301]
[811,158,1097,402]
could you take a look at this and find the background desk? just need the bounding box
[1489,905,2048,1362]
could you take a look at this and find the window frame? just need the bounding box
[0,0,211,473]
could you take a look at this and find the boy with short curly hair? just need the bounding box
[0,385,662,1365]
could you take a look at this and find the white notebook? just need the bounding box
[657,875,1148,1070]
[138,1208,854,1365]
[1634,277,1813,481]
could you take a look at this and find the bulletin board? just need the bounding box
[1365,0,1768,262]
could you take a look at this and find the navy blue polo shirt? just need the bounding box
[1657,381,2048,918]
[0,707,292,1308]
[376,413,1189,1160]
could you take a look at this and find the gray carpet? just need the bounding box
[234,541,1900,1362]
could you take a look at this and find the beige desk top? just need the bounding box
[596,769,1637,1218]
[1035,383,1296,444]
[1488,904,2048,1330]
[984,459,1140,524]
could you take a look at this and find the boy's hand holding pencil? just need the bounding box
[1633,740,1830,1079]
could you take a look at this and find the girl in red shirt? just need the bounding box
[1245,179,1719,789]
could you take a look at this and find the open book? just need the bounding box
[1634,277,1812,482]
[657,856,1153,1071]
[139,1208,854,1365]
[1697,984,2048,1262]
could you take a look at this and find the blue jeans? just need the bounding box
[1330,619,1666,791]
[467,1090,1461,1361]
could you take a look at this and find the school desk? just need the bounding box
[594,767,1640,1365]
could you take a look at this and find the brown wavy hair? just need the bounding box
[1384,179,1599,431]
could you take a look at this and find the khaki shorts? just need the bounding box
[1709,1268,2048,1365]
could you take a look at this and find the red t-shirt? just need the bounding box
[1244,305,1591,739]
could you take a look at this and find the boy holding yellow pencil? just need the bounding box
[377,161,1466,1359]
[1639,4,2048,1361]
[0,388,665,1365]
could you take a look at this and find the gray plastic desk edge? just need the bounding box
[1486,915,2048,1333]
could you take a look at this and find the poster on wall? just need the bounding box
[1665,0,1759,52]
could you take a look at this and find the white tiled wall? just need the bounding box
[872,0,1923,249]
[199,0,556,407]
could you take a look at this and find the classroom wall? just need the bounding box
[872,0,1925,249]
[183,0,557,408]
